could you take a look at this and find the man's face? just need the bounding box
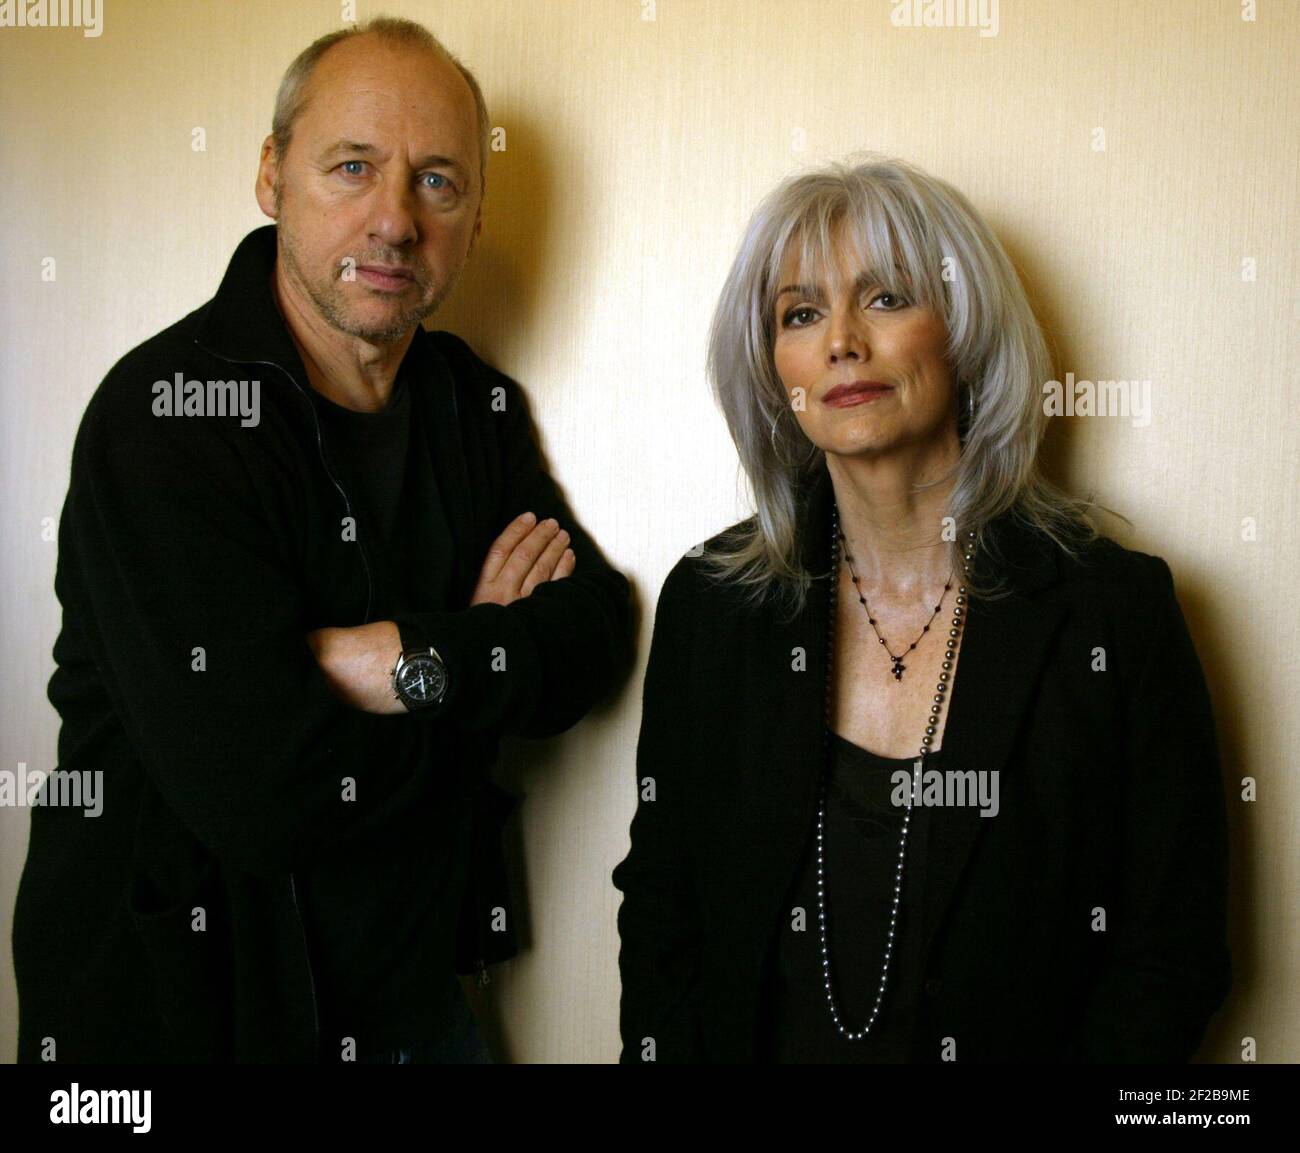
[260,36,482,345]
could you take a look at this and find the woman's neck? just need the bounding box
[826,447,958,596]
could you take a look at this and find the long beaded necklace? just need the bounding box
[816,502,975,1040]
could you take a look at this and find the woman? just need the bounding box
[611,155,1231,1063]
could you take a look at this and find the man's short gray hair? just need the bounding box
[271,16,490,199]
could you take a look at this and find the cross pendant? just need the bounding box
[891,656,906,681]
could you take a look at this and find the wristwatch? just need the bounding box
[391,642,449,712]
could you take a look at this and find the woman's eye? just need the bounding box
[783,306,817,327]
[870,292,908,310]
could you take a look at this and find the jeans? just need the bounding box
[359,983,494,1064]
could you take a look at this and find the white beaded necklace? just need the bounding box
[816,501,975,1040]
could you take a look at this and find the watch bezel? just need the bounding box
[393,646,448,710]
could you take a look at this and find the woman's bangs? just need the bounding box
[768,197,935,315]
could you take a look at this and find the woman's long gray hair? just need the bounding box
[701,152,1105,617]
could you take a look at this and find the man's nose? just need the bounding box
[367,172,418,250]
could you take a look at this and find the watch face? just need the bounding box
[396,654,447,704]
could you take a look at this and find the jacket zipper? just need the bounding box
[203,349,375,624]
[199,344,378,1060]
[288,871,321,1054]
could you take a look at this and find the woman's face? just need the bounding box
[771,224,958,462]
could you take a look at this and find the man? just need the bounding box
[14,17,632,1064]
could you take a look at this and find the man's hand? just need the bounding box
[305,513,576,714]
[470,511,576,607]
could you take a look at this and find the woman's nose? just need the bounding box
[826,310,867,363]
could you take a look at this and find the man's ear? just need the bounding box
[254,135,280,220]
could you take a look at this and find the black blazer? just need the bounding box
[612,462,1232,1063]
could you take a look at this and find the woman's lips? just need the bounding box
[822,383,894,408]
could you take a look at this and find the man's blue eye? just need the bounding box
[422,173,450,190]
[342,161,365,176]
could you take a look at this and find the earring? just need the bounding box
[958,382,975,434]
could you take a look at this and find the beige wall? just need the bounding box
[1,0,1295,1063]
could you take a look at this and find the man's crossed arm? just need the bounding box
[63,350,629,876]
[307,512,575,714]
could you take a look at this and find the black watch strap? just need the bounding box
[391,615,452,713]
[393,615,428,658]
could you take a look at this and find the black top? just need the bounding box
[300,360,465,1056]
[313,365,455,615]
[759,731,935,1062]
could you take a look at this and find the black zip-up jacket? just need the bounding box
[15,224,633,1063]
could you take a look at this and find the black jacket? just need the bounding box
[612,462,1232,1063]
[15,224,632,1063]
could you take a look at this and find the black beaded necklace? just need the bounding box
[840,532,953,682]
[816,500,975,1040]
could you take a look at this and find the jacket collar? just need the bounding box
[192,224,310,377]
[190,224,479,607]
[742,459,1071,1052]
[190,223,444,396]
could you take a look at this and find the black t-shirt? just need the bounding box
[757,731,935,1062]
[315,367,455,615]
[299,358,466,1057]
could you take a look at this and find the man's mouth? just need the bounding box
[355,265,416,293]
